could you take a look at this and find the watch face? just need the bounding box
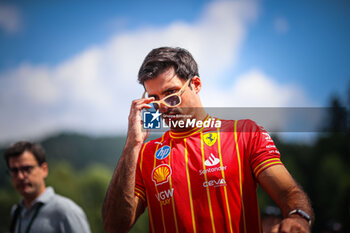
[297,209,310,219]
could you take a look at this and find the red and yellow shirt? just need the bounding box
[135,118,283,233]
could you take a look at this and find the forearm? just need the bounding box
[102,142,142,233]
[278,184,314,223]
[259,165,314,231]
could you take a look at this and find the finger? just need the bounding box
[129,103,152,117]
[279,222,292,233]
[138,96,155,104]
[144,96,155,101]
[133,103,152,110]
[131,97,155,108]
[279,219,306,233]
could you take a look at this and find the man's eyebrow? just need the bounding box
[161,86,178,95]
[148,86,179,97]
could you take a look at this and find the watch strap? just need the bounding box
[288,209,312,225]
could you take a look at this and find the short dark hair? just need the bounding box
[3,141,46,167]
[138,47,199,85]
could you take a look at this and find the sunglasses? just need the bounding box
[142,78,192,110]
[8,165,38,177]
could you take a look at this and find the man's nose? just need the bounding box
[16,171,26,179]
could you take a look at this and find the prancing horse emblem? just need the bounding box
[203,132,217,147]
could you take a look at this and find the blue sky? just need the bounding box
[0,0,349,143]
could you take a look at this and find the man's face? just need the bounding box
[8,151,48,200]
[144,68,201,125]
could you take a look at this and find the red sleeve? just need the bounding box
[242,120,283,179]
[134,142,148,206]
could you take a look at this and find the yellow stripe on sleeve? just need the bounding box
[135,187,146,202]
[135,191,146,203]
[253,158,281,174]
[255,161,283,178]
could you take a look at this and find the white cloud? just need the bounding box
[202,69,311,107]
[0,4,21,34]
[202,69,314,132]
[0,0,313,143]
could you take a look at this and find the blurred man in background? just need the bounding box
[4,141,91,233]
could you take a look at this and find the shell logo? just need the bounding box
[152,164,172,186]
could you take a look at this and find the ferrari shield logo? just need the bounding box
[203,132,217,146]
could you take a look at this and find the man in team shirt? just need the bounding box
[102,47,314,233]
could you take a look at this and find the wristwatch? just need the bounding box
[288,209,312,225]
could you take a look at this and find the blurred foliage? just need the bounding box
[46,162,112,233]
[0,90,349,232]
[129,210,149,233]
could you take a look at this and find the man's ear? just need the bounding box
[191,76,202,94]
[41,162,49,179]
